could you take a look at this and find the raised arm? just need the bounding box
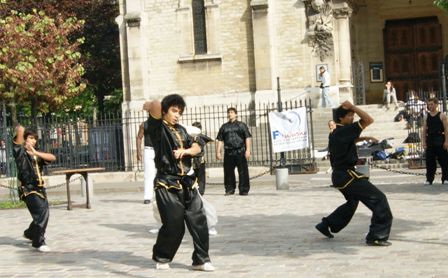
[143,100,162,119]
[341,100,374,128]
[14,125,25,145]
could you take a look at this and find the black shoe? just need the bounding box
[239,192,248,196]
[23,233,32,241]
[366,239,392,246]
[225,191,235,196]
[315,222,334,238]
[143,200,151,204]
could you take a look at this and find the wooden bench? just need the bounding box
[52,167,105,210]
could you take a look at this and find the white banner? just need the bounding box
[268,107,309,153]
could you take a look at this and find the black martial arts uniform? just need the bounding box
[425,112,448,184]
[147,115,211,266]
[13,142,51,248]
[322,121,393,243]
[216,120,252,195]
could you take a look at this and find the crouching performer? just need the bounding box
[13,125,56,252]
[144,94,214,271]
[315,101,393,246]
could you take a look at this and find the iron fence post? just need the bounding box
[277,77,286,167]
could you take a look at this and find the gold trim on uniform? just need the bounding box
[334,169,367,190]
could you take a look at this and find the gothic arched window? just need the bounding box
[192,0,207,54]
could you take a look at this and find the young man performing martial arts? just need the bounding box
[144,94,214,271]
[315,100,393,246]
[13,125,56,252]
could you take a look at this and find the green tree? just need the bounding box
[434,0,448,12]
[0,0,122,115]
[0,10,86,124]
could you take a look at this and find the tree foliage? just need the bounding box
[0,0,122,115]
[0,9,86,118]
[434,0,448,12]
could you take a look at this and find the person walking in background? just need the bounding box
[144,94,214,272]
[13,125,56,252]
[422,98,448,185]
[319,66,334,108]
[384,80,398,111]
[315,100,393,246]
[0,139,6,175]
[191,121,213,195]
[216,107,252,196]
[136,111,156,204]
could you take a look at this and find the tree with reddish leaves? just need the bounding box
[0,0,121,115]
[0,9,86,124]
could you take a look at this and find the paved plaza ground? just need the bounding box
[1,168,448,277]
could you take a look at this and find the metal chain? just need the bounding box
[0,176,83,190]
[207,169,271,185]
[372,163,441,176]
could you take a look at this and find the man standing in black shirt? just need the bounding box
[422,98,448,185]
[144,94,214,271]
[315,101,393,246]
[13,125,56,252]
[216,107,252,195]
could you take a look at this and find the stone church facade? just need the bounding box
[116,0,448,112]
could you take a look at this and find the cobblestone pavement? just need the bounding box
[2,169,448,277]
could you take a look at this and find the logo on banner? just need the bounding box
[269,107,309,153]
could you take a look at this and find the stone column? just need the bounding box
[124,12,144,100]
[333,3,353,101]
[250,0,272,90]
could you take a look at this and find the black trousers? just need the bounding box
[425,145,448,183]
[152,187,210,265]
[23,194,49,248]
[195,163,206,195]
[223,151,250,194]
[324,177,393,242]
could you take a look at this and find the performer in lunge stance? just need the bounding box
[315,100,393,246]
[144,94,214,271]
[13,125,56,252]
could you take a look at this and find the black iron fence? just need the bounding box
[403,90,446,168]
[0,99,316,178]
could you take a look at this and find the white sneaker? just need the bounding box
[36,245,51,252]
[424,181,432,185]
[208,227,218,236]
[443,180,448,185]
[156,262,170,270]
[192,262,215,272]
[148,228,159,234]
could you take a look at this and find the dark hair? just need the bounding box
[428,97,439,105]
[192,121,202,129]
[24,128,38,140]
[161,94,186,114]
[334,106,353,123]
[227,107,237,114]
